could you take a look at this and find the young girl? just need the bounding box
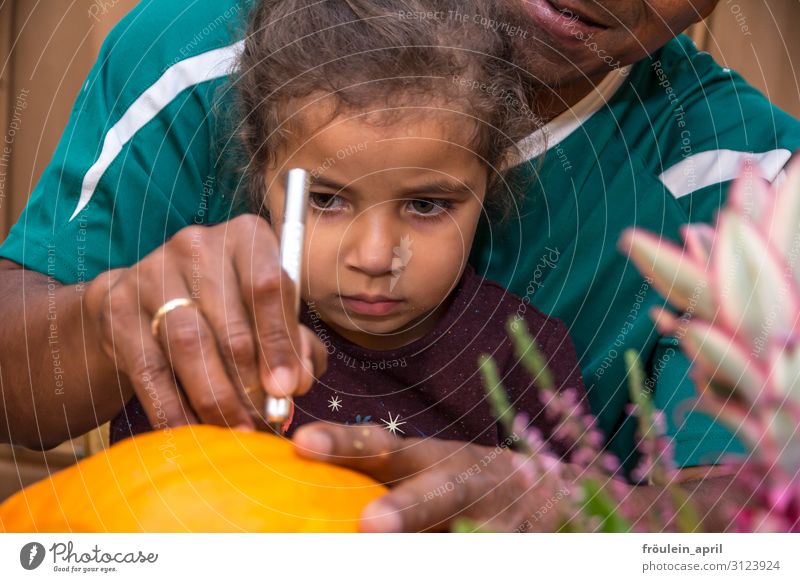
[113,0,585,452]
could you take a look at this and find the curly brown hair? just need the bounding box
[235,0,540,217]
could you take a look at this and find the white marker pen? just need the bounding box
[266,168,310,434]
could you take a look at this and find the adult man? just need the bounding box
[1,0,797,530]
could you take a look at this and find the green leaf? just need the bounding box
[478,354,515,434]
[505,316,555,391]
[451,518,495,533]
[666,483,703,533]
[625,351,649,409]
[577,479,632,533]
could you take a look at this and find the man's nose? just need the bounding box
[343,209,398,278]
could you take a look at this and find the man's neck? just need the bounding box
[534,72,612,121]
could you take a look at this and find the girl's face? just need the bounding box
[264,103,488,350]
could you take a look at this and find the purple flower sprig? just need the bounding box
[503,317,620,477]
[476,318,713,532]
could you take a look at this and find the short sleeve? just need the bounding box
[0,0,245,285]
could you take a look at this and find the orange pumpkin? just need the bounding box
[0,426,386,532]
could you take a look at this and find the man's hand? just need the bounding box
[293,422,574,532]
[86,214,327,431]
[293,423,746,533]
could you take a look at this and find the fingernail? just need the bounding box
[235,423,254,433]
[294,428,333,458]
[269,366,297,397]
[361,501,403,533]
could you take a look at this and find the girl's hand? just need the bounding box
[292,422,577,532]
[87,214,328,430]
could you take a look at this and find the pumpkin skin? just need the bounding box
[0,426,386,532]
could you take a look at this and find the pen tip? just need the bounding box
[266,422,286,437]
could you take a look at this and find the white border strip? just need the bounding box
[1,533,797,580]
[69,41,244,221]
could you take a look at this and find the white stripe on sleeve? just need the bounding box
[69,41,244,221]
[658,148,792,199]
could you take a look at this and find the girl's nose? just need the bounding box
[342,208,398,278]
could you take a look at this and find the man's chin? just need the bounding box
[510,33,624,84]
[512,48,586,86]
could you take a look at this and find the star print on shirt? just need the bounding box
[327,395,342,412]
[381,412,406,435]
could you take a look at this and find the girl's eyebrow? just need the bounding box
[397,179,477,197]
[310,176,349,191]
[310,176,477,197]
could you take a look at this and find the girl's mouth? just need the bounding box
[340,295,404,316]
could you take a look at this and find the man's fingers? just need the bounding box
[233,215,303,398]
[115,312,198,428]
[97,268,198,428]
[293,422,405,482]
[293,422,456,484]
[143,264,254,429]
[360,468,471,532]
[196,257,263,412]
[155,299,254,429]
[292,422,525,532]
[296,423,477,532]
[360,449,530,533]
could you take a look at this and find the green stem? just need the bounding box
[506,317,555,392]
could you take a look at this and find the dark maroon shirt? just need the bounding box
[111,265,585,452]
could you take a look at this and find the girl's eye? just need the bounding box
[309,192,342,211]
[408,198,451,217]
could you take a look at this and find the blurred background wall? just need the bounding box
[0,0,799,499]
[689,0,800,117]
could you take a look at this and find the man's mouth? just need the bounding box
[547,0,610,29]
[523,0,610,41]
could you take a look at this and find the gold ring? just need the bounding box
[150,297,199,337]
[243,385,262,396]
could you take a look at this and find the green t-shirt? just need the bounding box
[471,37,800,469]
[3,0,799,469]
